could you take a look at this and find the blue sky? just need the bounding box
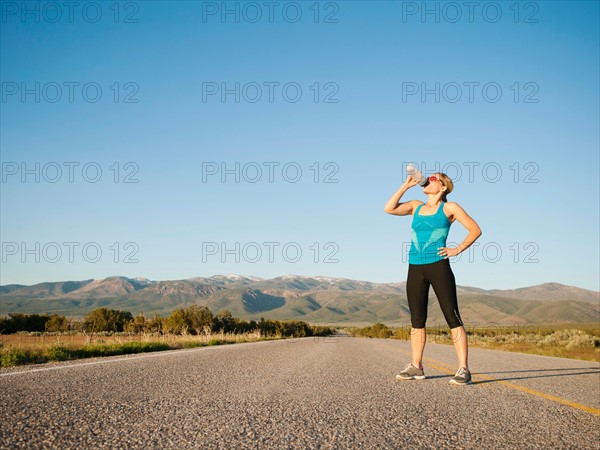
[1,0,598,291]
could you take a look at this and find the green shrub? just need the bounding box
[46,345,71,361]
[73,341,171,359]
[182,341,208,348]
[351,322,393,339]
[1,348,38,367]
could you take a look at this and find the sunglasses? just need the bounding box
[429,175,444,185]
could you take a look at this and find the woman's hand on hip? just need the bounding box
[438,246,459,259]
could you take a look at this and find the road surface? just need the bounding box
[1,334,599,449]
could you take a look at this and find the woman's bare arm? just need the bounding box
[384,177,420,216]
[445,202,482,254]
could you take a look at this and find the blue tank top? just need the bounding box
[408,201,451,265]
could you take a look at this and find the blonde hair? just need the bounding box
[437,173,453,202]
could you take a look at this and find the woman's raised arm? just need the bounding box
[384,176,420,216]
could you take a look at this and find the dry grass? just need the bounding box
[0,330,286,367]
[0,330,268,349]
[467,341,599,361]
[427,336,600,362]
[392,327,600,362]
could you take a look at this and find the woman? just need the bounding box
[384,172,482,385]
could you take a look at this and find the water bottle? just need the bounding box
[406,163,430,187]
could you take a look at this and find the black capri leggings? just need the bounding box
[406,258,464,329]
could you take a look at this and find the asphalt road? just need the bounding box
[1,334,599,449]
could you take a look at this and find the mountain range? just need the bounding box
[1,275,599,326]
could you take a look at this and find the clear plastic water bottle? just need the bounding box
[406,163,430,187]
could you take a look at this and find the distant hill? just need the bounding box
[1,275,598,326]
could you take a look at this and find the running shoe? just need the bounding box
[449,367,472,385]
[396,363,426,380]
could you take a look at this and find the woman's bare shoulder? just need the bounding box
[410,200,424,215]
[443,201,461,223]
[444,201,461,211]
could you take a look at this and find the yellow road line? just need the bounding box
[379,344,600,417]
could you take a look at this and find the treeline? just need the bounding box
[0,307,335,337]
